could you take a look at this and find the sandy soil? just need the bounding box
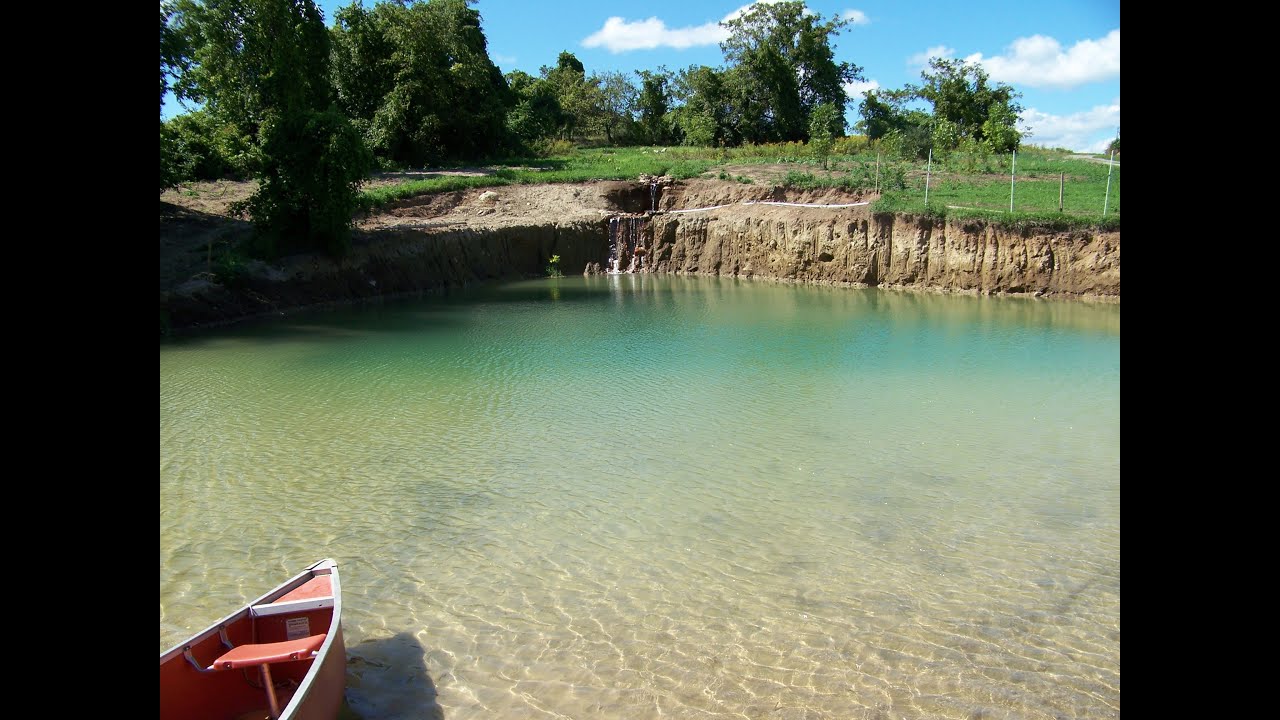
[159,172,872,296]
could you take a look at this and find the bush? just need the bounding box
[880,163,907,191]
[930,118,961,154]
[882,125,932,161]
[529,138,576,157]
[807,102,840,169]
[952,136,993,174]
[212,247,252,288]
[831,135,869,155]
[161,110,256,186]
[244,107,373,259]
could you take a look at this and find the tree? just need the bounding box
[595,71,638,144]
[635,68,673,145]
[167,0,371,257]
[328,2,395,128]
[1108,126,1120,155]
[540,50,602,141]
[162,109,255,182]
[980,101,1021,154]
[669,65,735,147]
[910,58,1022,153]
[505,70,564,146]
[808,102,840,168]
[161,3,194,188]
[719,0,863,143]
[554,50,584,75]
[248,107,371,257]
[160,3,190,111]
[330,0,513,166]
[170,0,332,138]
[856,88,912,141]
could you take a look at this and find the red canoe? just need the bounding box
[160,559,346,720]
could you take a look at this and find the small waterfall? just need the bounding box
[607,217,620,272]
[650,183,657,212]
[604,214,648,274]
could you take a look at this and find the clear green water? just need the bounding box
[160,275,1120,719]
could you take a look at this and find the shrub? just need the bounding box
[530,138,576,157]
[882,125,932,161]
[161,110,257,186]
[831,135,869,155]
[244,107,373,259]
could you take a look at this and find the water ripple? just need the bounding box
[162,277,1119,719]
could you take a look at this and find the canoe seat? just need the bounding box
[209,634,327,670]
[208,634,326,720]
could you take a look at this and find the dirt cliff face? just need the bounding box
[160,179,1119,332]
[644,207,1119,299]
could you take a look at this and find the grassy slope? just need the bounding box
[359,142,1119,231]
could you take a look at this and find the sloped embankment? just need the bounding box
[643,188,1118,297]
[160,178,1119,331]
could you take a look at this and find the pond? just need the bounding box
[161,275,1120,719]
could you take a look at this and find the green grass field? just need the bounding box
[358,149,717,210]
[361,142,1119,230]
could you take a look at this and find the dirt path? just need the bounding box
[1069,153,1120,166]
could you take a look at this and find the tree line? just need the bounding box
[160,0,1024,257]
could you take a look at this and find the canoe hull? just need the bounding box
[290,625,345,720]
[160,559,345,720]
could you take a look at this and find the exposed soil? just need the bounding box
[159,174,872,298]
[159,168,1117,333]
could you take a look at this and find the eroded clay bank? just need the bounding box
[160,178,1119,330]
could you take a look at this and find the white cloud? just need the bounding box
[965,30,1119,89]
[840,9,870,25]
[908,45,955,68]
[582,1,801,53]
[492,53,516,66]
[582,16,725,51]
[1018,101,1120,152]
[843,79,880,97]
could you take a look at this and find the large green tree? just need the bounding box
[162,109,256,182]
[856,88,914,141]
[160,4,190,111]
[910,58,1023,153]
[330,0,513,166]
[167,0,372,257]
[595,71,638,144]
[635,68,673,145]
[719,1,863,143]
[160,3,193,188]
[669,65,735,147]
[505,70,564,146]
[540,51,603,141]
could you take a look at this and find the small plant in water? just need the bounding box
[546,254,563,278]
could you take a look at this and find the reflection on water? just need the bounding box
[161,276,1119,719]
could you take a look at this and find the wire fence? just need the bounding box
[744,141,1120,223]
[860,148,1120,220]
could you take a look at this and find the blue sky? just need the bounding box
[162,0,1120,152]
